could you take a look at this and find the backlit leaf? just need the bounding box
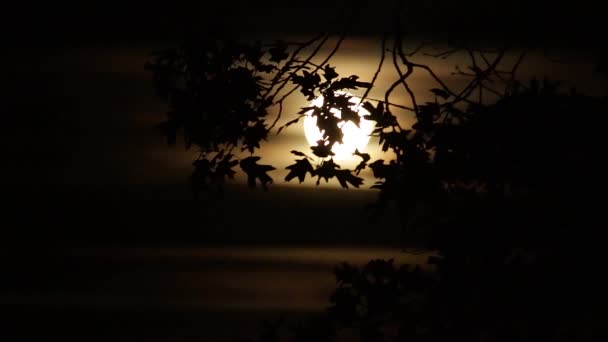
[285,158,314,183]
[239,156,276,190]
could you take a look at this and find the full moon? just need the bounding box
[303,94,375,160]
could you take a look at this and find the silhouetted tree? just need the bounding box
[146,24,607,341]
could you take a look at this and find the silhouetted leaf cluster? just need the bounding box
[289,68,372,161]
[146,38,267,150]
[276,70,605,342]
[146,36,312,192]
[284,154,363,189]
[279,67,382,187]
[291,70,321,101]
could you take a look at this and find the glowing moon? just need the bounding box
[303,94,374,160]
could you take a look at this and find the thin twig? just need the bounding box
[358,35,387,106]
[265,34,330,100]
[385,43,416,114]
[424,48,459,58]
[403,42,425,57]
[395,41,418,115]
[269,100,284,132]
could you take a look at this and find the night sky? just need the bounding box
[3,1,607,341]
[5,1,606,45]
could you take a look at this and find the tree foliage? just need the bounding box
[146,31,607,341]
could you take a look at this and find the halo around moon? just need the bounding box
[303,94,375,160]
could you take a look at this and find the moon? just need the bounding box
[303,94,375,160]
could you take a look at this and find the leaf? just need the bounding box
[216,153,239,180]
[379,131,395,152]
[314,159,339,184]
[239,156,276,190]
[362,101,382,120]
[243,42,264,65]
[316,114,344,144]
[354,149,371,162]
[323,65,339,82]
[268,41,289,63]
[368,159,387,178]
[370,181,385,190]
[335,170,363,188]
[418,102,440,119]
[242,121,268,153]
[330,75,369,91]
[362,101,398,129]
[353,149,370,175]
[330,93,353,109]
[340,107,360,127]
[430,88,450,99]
[285,158,314,183]
[311,140,335,158]
[293,70,322,100]
[290,150,312,159]
[256,63,275,73]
